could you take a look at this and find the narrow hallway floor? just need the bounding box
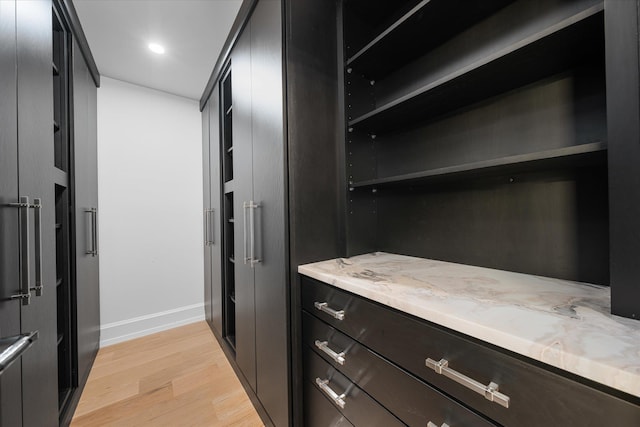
[71,322,263,426]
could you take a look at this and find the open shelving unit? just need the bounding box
[343,0,610,285]
[220,65,236,350]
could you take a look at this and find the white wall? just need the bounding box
[97,77,204,346]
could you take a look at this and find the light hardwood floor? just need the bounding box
[71,322,264,426]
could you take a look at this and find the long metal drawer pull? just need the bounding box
[314,340,346,365]
[315,378,346,409]
[249,201,260,267]
[31,198,43,296]
[427,422,450,427]
[0,331,38,375]
[314,302,345,320]
[426,358,510,408]
[8,196,31,305]
[243,202,249,264]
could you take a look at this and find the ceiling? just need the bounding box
[73,0,243,100]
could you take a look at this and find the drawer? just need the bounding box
[303,346,404,427]
[303,311,496,427]
[304,380,354,427]
[301,275,640,427]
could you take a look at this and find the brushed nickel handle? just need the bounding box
[426,358,510,408]
[204,209,209,246]
[31,198,43,296]
[209,208,214,245]
[315,377,346,409]
[243,202,249,264]
[314,340,346,365]
[85,208,98,256]
[0,331,38,374]
[249,201,260,267]
[8,196,31,305]
[314,301,345,320]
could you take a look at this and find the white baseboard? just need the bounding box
[100,303,205,347]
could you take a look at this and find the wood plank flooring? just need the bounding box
[71,322,264,426]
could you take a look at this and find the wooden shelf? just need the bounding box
[347,0,511,80]
[349,6,604,134]
[223,180,235,194]
[351,142,606,188]
[52,62,59,76]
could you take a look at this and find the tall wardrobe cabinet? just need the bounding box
[201,0,343,425]
[0,0,100,425]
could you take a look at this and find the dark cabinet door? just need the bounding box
[250,1,288,426]
[16,0,59,425]
[73,38,100,388]
[233,23,257,391]
[208,88,223,336]
[203,102,213,326]
[0,1,23,425]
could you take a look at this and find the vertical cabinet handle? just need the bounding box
[315,378,347,409]
[9,196,31,305]
[31,198,43,296]
[204,209,209,246]
[243,202,249,264]
[249,201,260,267]
[85,208,98,256]
[7,197,45,303]
[209,208,214,245]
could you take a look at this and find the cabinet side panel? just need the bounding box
[0,1,23,425]
[16,0,59,424]
[606,0,640,319]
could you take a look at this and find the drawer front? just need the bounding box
[303,311,496,427]
[303,346,404,427]
[304,380,354,427]
[301,276,640,427]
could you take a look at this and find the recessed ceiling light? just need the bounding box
[148,43,165,54]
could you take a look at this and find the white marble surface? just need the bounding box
[298,252,640,398]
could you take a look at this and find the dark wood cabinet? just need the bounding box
[201,1,344,425]
[0,0,100,425]
[301,275,640,427]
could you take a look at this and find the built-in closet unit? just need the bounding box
[201,0,342,425]
[298,0,640,425]
[0,0,100,425]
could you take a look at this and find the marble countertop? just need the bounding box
[298,252,640,398]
